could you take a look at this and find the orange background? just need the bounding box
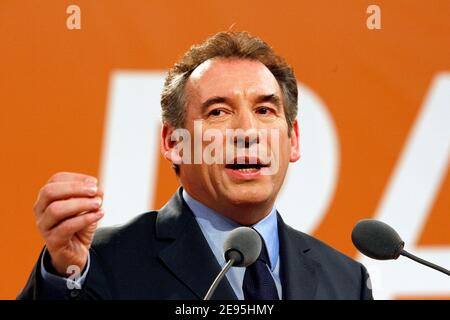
[0,0,449,299]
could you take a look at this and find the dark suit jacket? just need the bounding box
[18,188,373,300]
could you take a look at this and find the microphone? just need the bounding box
[352,219,450,276]
[203,227,262,300]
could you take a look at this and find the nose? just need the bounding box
[233,131,259,148]
[236,107,257,131]
[232,109,259,148]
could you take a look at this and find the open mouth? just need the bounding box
[224,157,270,173]
[225,163,267,172]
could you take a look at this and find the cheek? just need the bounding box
[268,129,290,155]
[274,141,291,167]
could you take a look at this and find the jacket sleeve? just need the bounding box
[359,263,374,300]
[17,247,112,300]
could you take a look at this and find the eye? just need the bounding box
[208,109,225,117]
[256,106,275,115]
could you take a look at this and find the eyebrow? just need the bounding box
[255,94,282,109]
[201,96,229,110]
[201,93,282,110]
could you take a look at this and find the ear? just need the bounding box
[289,119,301,162]
[161,122,183,164]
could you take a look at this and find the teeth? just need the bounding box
[236,168,259,172]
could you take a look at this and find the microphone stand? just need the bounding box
[204,259,235,300]
[400,250,450,276]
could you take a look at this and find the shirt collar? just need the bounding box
[182,189,279,271]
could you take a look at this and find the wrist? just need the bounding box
[44,251,87,278]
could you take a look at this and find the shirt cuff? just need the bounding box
[40,247,90,290]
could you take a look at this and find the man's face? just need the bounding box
[164,58,300,223]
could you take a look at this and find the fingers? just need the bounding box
[38,196,103,233]
[47,172,97,184]
[35,180,101,215]
[47,210,104,248]
[34,172,104,273]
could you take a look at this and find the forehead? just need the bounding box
[186,58,281,101]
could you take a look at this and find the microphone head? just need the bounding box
[223,227,262,267]
[352,219,405,260]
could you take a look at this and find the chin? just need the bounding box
[225,185,274,206]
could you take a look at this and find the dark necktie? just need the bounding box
[242,232,280,300]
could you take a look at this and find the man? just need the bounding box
[19,31,373,300]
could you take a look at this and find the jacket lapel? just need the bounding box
[278,213,319,299]
[155,188,237,300]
